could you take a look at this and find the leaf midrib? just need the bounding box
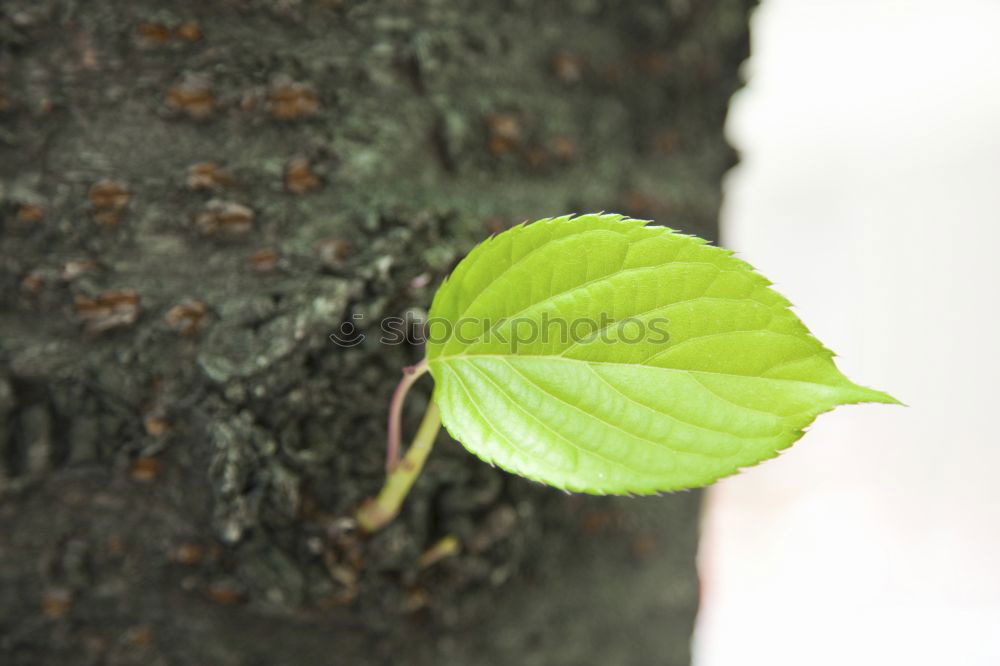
[429,352,831,390]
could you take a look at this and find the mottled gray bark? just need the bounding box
[0,1,752,664]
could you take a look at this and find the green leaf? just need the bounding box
[425,214,898,494]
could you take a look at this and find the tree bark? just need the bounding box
[0,1,752,664]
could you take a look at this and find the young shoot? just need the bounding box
[355,214,898,533]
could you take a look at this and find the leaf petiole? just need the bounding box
[356,360,440,533]
[386,358,430,472]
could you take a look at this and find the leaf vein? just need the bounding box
[441,363,559,474]
[582,363,765,444]
[495,357,737,460]
[449,225,628,326]
[684,372,784,419]
[446,262,749,355]
[460,361,653,476]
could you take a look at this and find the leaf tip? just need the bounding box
[840,382,904,408]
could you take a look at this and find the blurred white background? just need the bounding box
[695,1,1000,664]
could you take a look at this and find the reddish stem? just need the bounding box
[386,358,430,472]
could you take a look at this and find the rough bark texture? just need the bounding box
[0,1,751,664]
